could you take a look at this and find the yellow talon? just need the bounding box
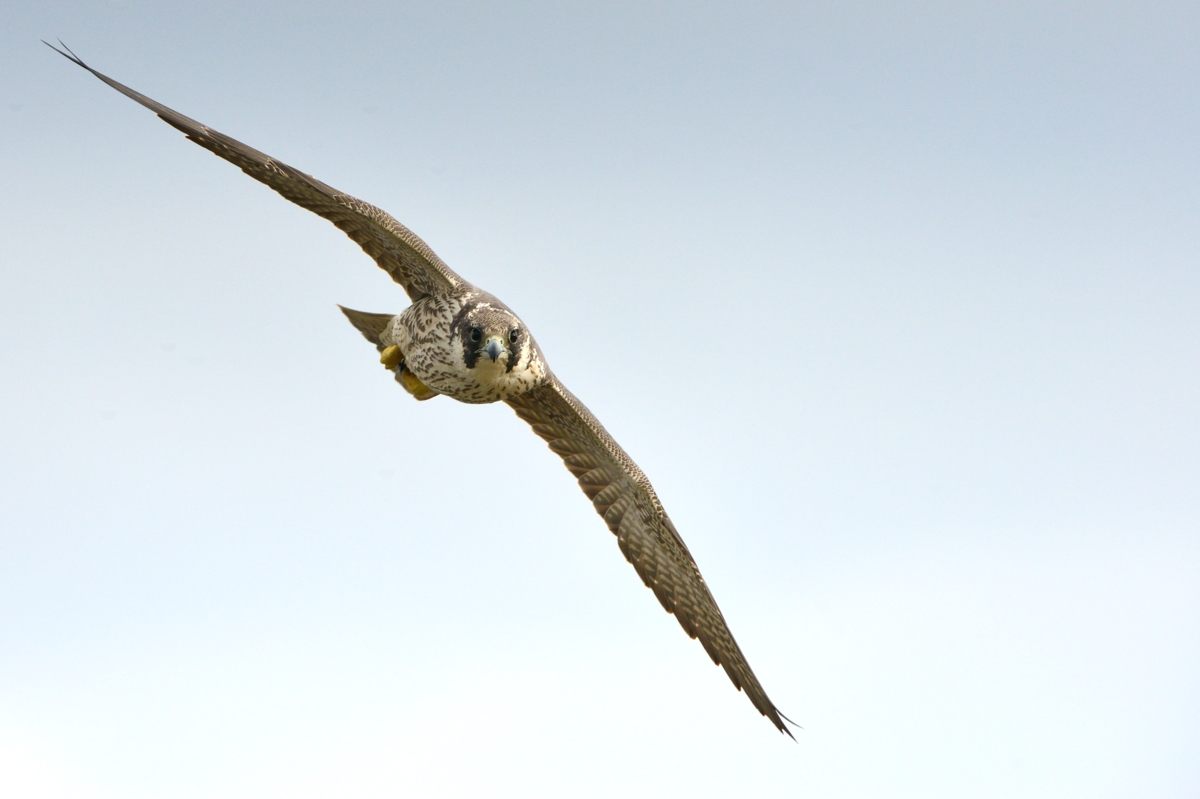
[379,344,403,369]
[378,343,437,400]
[399,369,439,401]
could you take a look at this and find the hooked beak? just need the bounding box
[484,336,506,363]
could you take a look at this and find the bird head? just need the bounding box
[455,301,532,375]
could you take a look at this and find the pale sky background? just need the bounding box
[2,2,1198,797]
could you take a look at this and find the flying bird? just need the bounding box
[46,41,793,737]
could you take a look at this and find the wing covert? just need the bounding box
[506,378,793,736]
[45,41,464,301]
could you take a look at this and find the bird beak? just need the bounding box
[484,336,506,363]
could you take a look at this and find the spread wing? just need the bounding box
[44,41,464,302]
[506,378,793,736]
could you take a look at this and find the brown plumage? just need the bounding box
[47,40,793,737]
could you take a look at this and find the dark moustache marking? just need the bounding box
[448,300,478,341]
[505,330,521,373]
[449,300,481,368]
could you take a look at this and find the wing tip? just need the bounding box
[42,38,87,68]
[773,708,800,741]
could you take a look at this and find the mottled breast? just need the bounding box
[386,291,548,403]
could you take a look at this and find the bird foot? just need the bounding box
[380,344,403,369]
[398,368,439,401]
[380,344,438,400]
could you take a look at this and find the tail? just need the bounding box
[338,305,395,349]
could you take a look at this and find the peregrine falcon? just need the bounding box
[47,42,793,737]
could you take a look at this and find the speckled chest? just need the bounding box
[385,292,547,404]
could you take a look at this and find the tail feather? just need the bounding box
[338,305,395,348]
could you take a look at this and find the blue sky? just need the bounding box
[3,2,1198,797]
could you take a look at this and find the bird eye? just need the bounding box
[469,326,482,343]
[508,328,520,344]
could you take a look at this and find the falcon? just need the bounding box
[47,41,793,737]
